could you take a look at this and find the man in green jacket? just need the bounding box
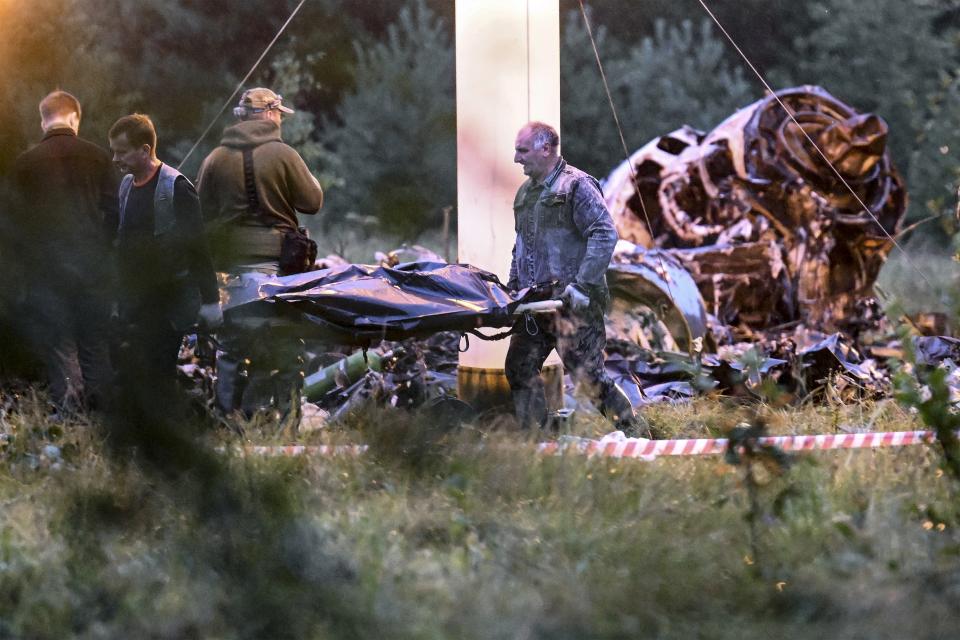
[197,87,324,417]
[197,87,323,274]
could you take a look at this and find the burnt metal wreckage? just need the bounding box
[605,85,905,335]
[177,87,954,426]
[602,85,924,405]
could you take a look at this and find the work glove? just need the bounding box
[197,302,223,330]
[560,283,590,311]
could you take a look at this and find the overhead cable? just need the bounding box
[177,0,309,171]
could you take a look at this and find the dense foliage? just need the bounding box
[2,0,959,236]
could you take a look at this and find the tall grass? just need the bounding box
[1,392,958,638]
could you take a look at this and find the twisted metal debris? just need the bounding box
[604,86,907,334]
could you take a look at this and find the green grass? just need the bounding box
[876,239,960,315]
[1,393,959,639]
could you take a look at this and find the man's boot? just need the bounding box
[512,387,547,429]
[601,384,651,438]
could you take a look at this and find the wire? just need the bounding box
[694,0,935,291]
[576,0,678,305]
[176,0,309,171]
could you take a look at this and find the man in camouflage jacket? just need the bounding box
[506,121,647,436]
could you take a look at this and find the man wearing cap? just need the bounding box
[197,87,323,275]
[12,90,119,413]
[197,88,324,417]
[506,121,648,437]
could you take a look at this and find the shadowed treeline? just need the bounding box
[4,1,960,242]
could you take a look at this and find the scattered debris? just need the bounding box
[299,403,329,433]
[169,89,950,423]
[607,241,712,352]
[588,87,936,409]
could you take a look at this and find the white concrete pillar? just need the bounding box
[455,0,560,409]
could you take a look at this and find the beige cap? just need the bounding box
[239,87,294,114]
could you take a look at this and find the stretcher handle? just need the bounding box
[513,300,564,315]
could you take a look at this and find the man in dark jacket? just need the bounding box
[197,88,323,417]
[506,121,647,436]
[12,90,118,412]
[107,114,221,399]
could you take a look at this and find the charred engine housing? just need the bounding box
[603,86,907,331]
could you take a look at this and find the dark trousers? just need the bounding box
[504,302,634,428]
[109,309,197,456]
[116,310,185,404]
[26,286,113,411]
[214,330,304,418]
[213,270,303,418]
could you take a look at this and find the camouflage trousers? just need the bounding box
[504,300,635,428]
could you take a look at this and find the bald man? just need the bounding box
[506,121,647,436]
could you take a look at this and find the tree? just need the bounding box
[560,0,816,77]
[322,0,455,238]
[561,12,753,179]
[0,0,141,172]
[907,70,960,236]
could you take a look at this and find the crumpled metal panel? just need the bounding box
[669,240,786,327]
[798,333,885,390]
[913,336,960,367]
[603,86,907,332]
[600,329,893,407]
[606,240,711,351]
[603,125,705,247]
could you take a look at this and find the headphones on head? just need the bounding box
[233,95,284,119]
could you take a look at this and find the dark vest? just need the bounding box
[118,163,182,236]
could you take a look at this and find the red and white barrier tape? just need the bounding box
[233,445,368,457]
[233,430,938,460]
[538,429,936,460]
